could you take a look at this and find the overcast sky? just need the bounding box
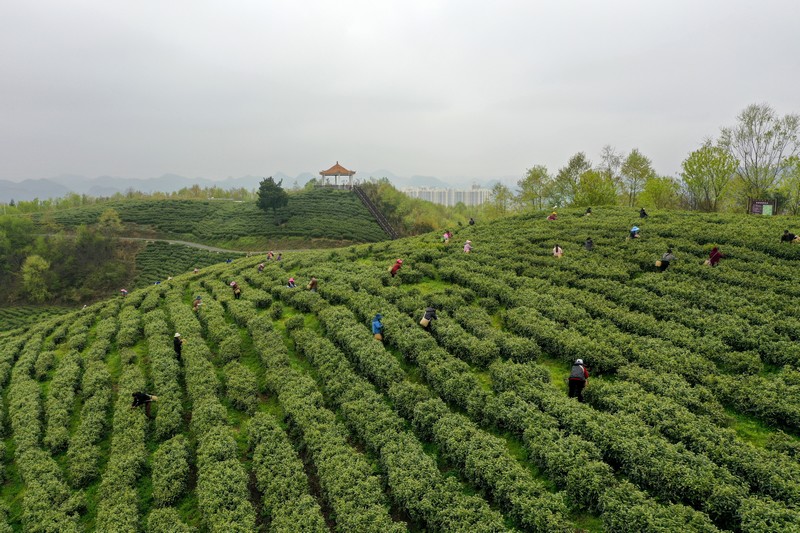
[1,0,798,183]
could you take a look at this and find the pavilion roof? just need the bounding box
[320,161,356,176]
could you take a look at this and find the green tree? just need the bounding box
[517,165,552,210]
[572,170,618,207]
[639,176,681,209]
[621,149,655,207]
[488,183,514,216]
[22,254,51,303]
[778,156,800,215]
[552,152,592,206]
[98,208,123,235]
[681,141,738,211]
[719,103,800,203]
[598,145,624,193]
[257,177,289,215]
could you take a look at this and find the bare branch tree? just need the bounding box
[719,103,800,201]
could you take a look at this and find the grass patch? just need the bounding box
[0,437,24,529]
[403,279,450,295]
[537,355,569,392]
[571,510,604,532]
[727,409,779,447]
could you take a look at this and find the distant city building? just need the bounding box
[401,185,492,207]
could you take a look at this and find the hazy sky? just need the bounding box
[1,0,798,182]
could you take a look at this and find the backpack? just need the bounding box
[569,365,586,381]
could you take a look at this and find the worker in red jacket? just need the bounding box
[390,259,403,277]
[708,247,724,267]
[568,359,589,402]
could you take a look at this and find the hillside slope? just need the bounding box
[32,188,389,249]
[2,207,800,532]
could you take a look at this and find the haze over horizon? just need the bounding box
[1,1,798,183]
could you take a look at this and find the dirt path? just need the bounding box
[37,233,314,254]
[117,236,264,253]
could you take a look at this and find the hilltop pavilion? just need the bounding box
[319,162,356,188]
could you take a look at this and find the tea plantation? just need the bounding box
[0,306,72,332]
[32,188,388,249]
[2,207,800,532]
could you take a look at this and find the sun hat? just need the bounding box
[289,277,295,282]
[174,333,181,338]
[230,281,236,287]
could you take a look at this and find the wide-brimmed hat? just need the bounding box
[230,281,237,287]
[174,333,181,338]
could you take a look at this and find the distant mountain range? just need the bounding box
[0,171,518,203]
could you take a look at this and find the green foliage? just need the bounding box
[98,208,123,235]
[639,175,682,209]
[249,413,327,529]
[359,178,465,235]
[573,170,618,207]
[621,148,656,207]
[152,435,189,505]
[21,254,51,303]
[487,182,515,217]
[552,152,592,206]
[224,361,257,413]
[778,155,800,215]
[134,242,240,288]
[6,207,800,531]
[720,103,800,202]
[256,176,289,215]
[33,189,386,248]
[145,508,195,533]
[0,306,70,332]
[681,141,739,211]
[43,351,82,452]
[517,165,552,210]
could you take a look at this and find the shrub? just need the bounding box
[152,435,189,506]
[224,362,258,414]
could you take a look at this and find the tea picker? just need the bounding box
[131,392,158,418]
[656,249,675,272]
[420,306,437,328]
[390,259,403,278]
[568,359,589,403]
[173,332,184,359]
[372,313,384,341]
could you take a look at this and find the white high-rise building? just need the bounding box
[401,185,492,207]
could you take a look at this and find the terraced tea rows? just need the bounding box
[1,207,799,532]
[31,188,388,249]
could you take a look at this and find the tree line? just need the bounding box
[491,103,800,215]
[0,209,134,305]
[1,185,258,215]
